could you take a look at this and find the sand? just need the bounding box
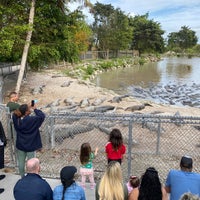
[8,68,199,117]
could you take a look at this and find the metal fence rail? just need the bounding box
[1,105,200,184]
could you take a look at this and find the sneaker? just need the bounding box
[0,188,4,194]
[0,175,5,181]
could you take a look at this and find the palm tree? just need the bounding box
[15,0,92,93]
[15,0,35,93]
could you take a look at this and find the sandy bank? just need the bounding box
[5,69,199,117]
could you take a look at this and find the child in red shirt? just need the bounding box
[105,128,126,164]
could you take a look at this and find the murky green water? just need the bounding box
[93,57,200,94]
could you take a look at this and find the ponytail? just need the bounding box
[61,180,75,200]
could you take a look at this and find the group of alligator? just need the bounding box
[33,79,200,114]
[128,82,200,108]
[36,79,200,146]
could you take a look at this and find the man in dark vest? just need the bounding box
[0,121,7,194]
[6,92,20,113]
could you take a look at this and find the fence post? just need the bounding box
[127,117,133,179]
[47,111,56,149]
[156,118,161,154]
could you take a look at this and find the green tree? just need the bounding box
[167,32,179,50]
[129,13,165,54]
[0,1,30,61]
[109,8,133,55]
[167,26,198,51]
[193,44,200,54]
[0,0,92,92]
[92,2,132,57]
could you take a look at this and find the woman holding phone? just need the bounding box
[12,103,45,177]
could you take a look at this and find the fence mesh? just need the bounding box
[1,104,200,184]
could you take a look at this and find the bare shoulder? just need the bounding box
[128,188,139,200]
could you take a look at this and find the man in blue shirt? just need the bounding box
[165,155,200,200]
[13,158,53,200]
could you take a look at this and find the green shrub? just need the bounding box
[139,58,145,66]
[85,65,94,75]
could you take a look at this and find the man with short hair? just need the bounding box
[165,155,200,200]
[6,92,20,112]
[13,158,53,200]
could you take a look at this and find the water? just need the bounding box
[93,57,200,106]
[2,57,200,105]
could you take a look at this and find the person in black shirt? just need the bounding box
[12,104,45,177]
[0,121,6,194]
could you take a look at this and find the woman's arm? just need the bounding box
[162,187,169,200]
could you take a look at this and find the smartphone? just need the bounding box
[31,100,35,107]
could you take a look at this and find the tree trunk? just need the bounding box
[15,0,35,93]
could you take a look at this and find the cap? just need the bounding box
[60,166,77,181]
[180,155,193,169]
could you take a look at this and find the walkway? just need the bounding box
[0,171,95,200]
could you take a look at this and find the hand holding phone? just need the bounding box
[31,100,35,107]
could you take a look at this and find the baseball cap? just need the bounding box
[60,166,77,181]
[180,155,193,168]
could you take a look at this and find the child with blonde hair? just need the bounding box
[79,142,98,189]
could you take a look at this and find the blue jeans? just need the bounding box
[17,149,35,177]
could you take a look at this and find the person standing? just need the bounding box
[6,92,20,143]
[6,92,20,112]
[0,120,7,169]
[105,128,126,164]
[79,142,98,189]
[165,155,200,200]
[95,161,128,200]
[0,120,7,194]
[13,158,53,200]
[53,166,86,200]
[129,167,167,200]
[12,103,45,177]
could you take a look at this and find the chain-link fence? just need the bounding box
[1,104,200,184]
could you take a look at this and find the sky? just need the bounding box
[70,0,200,43]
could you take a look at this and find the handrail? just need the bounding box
[0,65,20,76]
